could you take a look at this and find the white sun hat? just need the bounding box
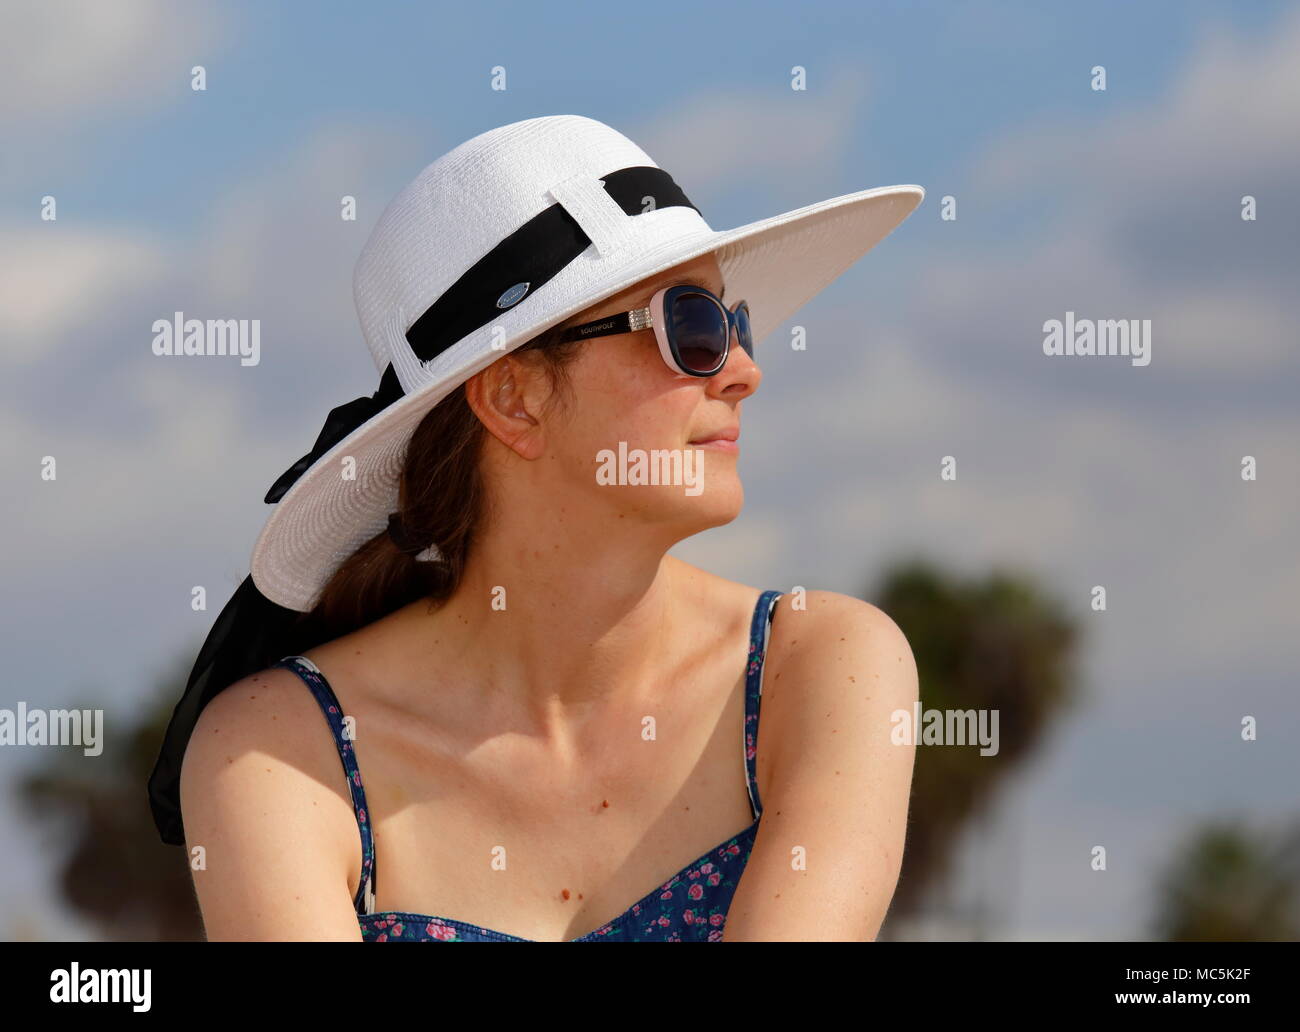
[251,113,924,613]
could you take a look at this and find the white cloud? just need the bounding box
[916,8,1300,381]
[974,8,1300,193]
[919,234,1297,377]
[1,117,435,567]
[0,226,169,363]
[0,0,231,124]
[0,359,274,558]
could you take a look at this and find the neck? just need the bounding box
[397,518,696,740]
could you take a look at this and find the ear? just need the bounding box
[464,355,549,460]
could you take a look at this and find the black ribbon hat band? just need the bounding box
[406,165,698,364]
[148,165,697,845]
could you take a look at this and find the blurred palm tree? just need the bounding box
[17,652,204,941]
[1151,817,1300,940]
[873,556,1081,935]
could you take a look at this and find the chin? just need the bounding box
[597,465,744,529]
[677,477,744,530]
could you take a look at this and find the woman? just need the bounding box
[151,115,923,942]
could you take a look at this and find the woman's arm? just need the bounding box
[723,591,919,941]
[179,668,366,941]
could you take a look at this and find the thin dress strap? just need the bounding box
[273,655,376,916]
[743,590,782,821]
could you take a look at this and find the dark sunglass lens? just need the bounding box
[670,292,728,372]
[735,302,753,358]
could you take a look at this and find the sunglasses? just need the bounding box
[555,284,753,377]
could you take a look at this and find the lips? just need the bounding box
[688,427,740,445]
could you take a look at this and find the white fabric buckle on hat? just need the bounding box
[547,171,638,259]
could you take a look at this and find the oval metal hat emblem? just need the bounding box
[495,281,530,309]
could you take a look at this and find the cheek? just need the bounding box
[560,345,692,452]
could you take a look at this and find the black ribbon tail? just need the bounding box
[147,575,330,845]
[263,363,405,503]
[151,363,407,844]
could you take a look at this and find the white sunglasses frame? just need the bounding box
[555,283,752,377]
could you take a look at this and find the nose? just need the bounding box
[706,326,761,399]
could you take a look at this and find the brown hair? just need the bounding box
[306,322,586,638]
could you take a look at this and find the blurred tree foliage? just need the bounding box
[1151,818,1300,940]
[18,652,204,940]
[873,556,1081,931]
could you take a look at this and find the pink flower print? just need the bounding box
[427,921,458,941]
[683,909,695,924]
[724,843,741,857]
[657,916,671,927]
[687,883,704,901]
[709,913,724,926]
[631,903,640,915]
[376,932,388,941]
[390,921,404,936]
[708,929,724,941]
[659,890,673,901]
[328,704,338,714]
[708,872,721,887]
[687,868,700,880]
[699,862,714,875]
[358,807,367,824]
[351,771,361,787]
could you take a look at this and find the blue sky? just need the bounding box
[3,0,1298,940]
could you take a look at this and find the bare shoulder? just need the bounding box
[179,664,363,940]
[768,588,914,663]
[719,588,920,941]
[760,589,919,768]
[181,663,341,794]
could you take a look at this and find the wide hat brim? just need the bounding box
[252,182,924,613]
